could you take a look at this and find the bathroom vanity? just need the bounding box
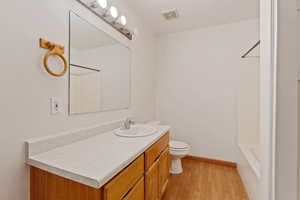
[28,9,170,200]
[27,124,170,200]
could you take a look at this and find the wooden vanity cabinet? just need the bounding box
[145,133,169,171]
[30,167,103,200]
[30,132,169,200]
[145,160,159,200]
[145,132,170,200]
[104,155,144,200]
[158,148,170,198]
[123,177,144,200]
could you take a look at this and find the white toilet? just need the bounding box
[169,140,190,174]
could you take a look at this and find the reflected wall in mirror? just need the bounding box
[69,12,131,115]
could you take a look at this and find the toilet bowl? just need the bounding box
[169,140,190,174]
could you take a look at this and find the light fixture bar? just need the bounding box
[76,0,133,40]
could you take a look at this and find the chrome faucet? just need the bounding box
[122,118,134,129]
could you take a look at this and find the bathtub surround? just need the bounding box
[156,19,259,163]
[274,0,298,199]
[236,26,260,200]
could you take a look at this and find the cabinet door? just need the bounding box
[158,148,170,198]
[104,155,144,200]
[123,177,144,200]
[145,133,169,170]
[145,160,159,200]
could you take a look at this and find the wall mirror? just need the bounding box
[69,12,131,114]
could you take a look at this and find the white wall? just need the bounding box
[0,0,157,199]
[157,19,259,162]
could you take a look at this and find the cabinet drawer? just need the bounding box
[123,177,144,200]
[145,132,169,170]
[104,155,144,200]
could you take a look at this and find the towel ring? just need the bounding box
[43,51,68,77]
[40,38,68,77]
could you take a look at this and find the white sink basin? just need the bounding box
[114,125,157,138]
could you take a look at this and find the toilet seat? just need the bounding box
[169,140,190,150]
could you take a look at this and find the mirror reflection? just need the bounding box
[69,12,131,114]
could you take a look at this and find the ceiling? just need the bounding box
[126,0,259,35]
[70,12,117,50]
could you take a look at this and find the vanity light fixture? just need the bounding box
[97,0,107,9]
[120,15,127,26]
[115,15,127,28]
[90,0,107,9]
[77,0,133,40]
[109,6,119,19]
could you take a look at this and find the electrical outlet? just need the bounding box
[50,97,62,115]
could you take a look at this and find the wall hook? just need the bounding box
[39,38,68,77]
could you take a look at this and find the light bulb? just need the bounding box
[109,6,119,19]
[120,16,127,26]
[97,0,107,9]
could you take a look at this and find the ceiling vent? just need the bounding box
[162,9,179,21]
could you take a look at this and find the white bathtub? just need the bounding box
[237,144,261,200]
[239,144,261,178]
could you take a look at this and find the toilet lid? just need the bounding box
[169,140,189,150]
